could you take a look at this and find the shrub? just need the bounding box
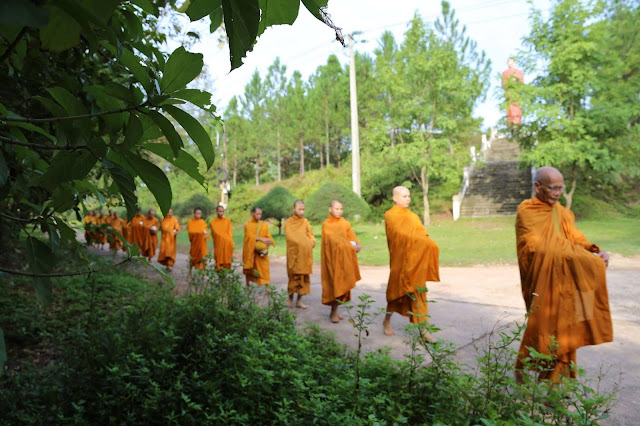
[254,186,297,234]
[306,182,371,223]
[173,193,217,219]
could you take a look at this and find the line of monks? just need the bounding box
[84,166,613,383]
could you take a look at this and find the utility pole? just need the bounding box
[348,33,361,197]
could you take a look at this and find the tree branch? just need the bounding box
[0,135,88,151]
[0,211,53,223]
[0,257,133,278]
[0,27,27,64]
[0,102,150,124]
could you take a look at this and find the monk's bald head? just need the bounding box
[392,186,411,208]
[534,166,565,206]
[329,199,343,219]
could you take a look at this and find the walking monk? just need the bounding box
[321,199,361,322]
[84,210,96,245]
[108,212,126,252]
[242,206,274,287]
[210,205,234,270]
[284,200,316,309]
[515,166,612,382]
[187,207,209,273]
[158,208,180,271]
[141,209,159,261]
[130,208,146,252]
[383,186,440,339]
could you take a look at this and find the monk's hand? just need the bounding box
[310,241,316,248]
[597,251,610,267]
[355,244,362,253]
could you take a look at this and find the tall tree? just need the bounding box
[241,71,268,186]
[265,58,288,181]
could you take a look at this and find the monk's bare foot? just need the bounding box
[338,315,345,320]
[330,313,341,323]
[287,295,294,308]
[296,301,309,309]
[383,318,395,336]
[419,329,436,344]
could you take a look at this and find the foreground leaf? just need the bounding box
[160,47,204,94]
[124,153,172,215]
[144,142,206,186]
[162,105,214,169]
[221,0,260,70]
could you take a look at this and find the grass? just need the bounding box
[172,216,640,267]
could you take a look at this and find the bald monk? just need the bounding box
[383,186,440,339]
[141,209,159,261]
[108,212,126,252]
[285,200,316,309]
[96,210,108,249]
[158,208,180,271]
[130,208,146,253]
[188,207,209,273]
[210,205,234,270]
[321,199,362,323]
[83,210,95,245]
[515,166,612,382]
[242,206,275,287]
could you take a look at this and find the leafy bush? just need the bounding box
[306,182,371,223]
[0,255,617,425]
[254,186,297,234]
[174,193,217,219]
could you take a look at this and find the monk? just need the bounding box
[122,215,131,249]
[284,200,316,309]
[501,57,524,125]
[210,205,234,270]
[158,208,180,271]
[242,206,275,287]
[515,166,612,382]
[96,210,108,249]
[108,212,126,252]
[383,186,440,340]
[141,209,159,261]
[187,207,209,273]
[130,208,146,253]
[321,199,361,322]
[83,210,95,245]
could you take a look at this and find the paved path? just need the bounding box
[96,246,640,425]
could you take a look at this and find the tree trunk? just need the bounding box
[325,98,330,167]
[299,135,305,175]
[319,142,324,169]
[563,176,577,210]
[277,138,281,182]
[421,165,430,226]
[233,157,237,187]
[255,157,260,186]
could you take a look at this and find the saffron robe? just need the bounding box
[321,215,361,305]
[242,219,274,285]
[284,215,316,295]
[515,197,613,381]
[97,214,108,243]
[210,217,234,270]
[158,216,180,267]
[130,214,146,251]
[108,217,126,252]
[384,205,440,324]
[188,218,209,269]
[83,215,92,244]
[141,216,159,259]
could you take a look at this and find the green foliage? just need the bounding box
[306,182,371,223]
[174,193,217,219]
[255,186,296,233]
[513,0,640,209]
[0,259,617,424]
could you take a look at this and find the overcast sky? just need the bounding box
[184,0,550,130]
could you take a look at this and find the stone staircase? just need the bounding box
[458,138,532,218]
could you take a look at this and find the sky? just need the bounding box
[185,0,550,130]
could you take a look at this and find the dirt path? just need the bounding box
[94,246,640,425]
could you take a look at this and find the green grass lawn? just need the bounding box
[174,216,640,267]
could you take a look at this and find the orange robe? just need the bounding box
[210,217,234,270]
[242,219,274,285]
[84,215,92,244]
[384,205,440,324]
[130,214,146,252]
[187,218,209,269]
[515,197,613,381]
[158,216,180,267]
[284,215,316,295]
[109,217,126,252]
[122,219,131,249]
[141,216,159,259]
[321,215,361,305]
[97,214,108,244]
